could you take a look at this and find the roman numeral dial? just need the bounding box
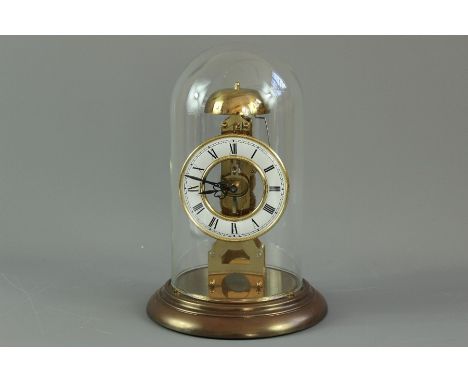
[229,143,237,155]
[207,148,218,159]
[231,222,238,234]
[263,203,275,214]
[180,134,288,241]
[264,165,275,173]
[193,202,205,214]
[209,217,219,230]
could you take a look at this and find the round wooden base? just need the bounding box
[147,279,327,339]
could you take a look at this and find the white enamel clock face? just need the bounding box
[179,134,288,241]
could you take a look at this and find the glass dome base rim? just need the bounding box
[171,265,302,304]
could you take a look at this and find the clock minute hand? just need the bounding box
[184,174,220,187]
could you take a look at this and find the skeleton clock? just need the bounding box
[147,47,327,338]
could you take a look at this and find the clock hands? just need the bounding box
[185,174,237,199]
[198,189,222,195]
[185,174,221,187]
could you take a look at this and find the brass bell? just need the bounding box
[204,81,269,116]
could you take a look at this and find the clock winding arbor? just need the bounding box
[147,49,327,338]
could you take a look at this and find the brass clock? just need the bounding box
[179,134,288,241]
[147,48,327,338]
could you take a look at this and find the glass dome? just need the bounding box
[170,45,304,302]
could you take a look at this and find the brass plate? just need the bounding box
[147,277,327,339]
[174,266,298,302]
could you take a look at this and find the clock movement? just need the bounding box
[147,46,327,338]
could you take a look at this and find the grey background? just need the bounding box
[0,36,467,346]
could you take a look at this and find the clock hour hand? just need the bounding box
[198,189,218,195]
[198,189,228,199]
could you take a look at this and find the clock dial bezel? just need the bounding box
[179,134,289,241]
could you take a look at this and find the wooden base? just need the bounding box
[147,279,327,339]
